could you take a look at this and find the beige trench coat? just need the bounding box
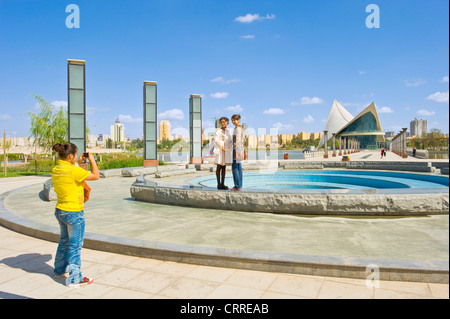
[214,128,233,165]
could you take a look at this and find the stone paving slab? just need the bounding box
[1,174,448,284]
[0,225,448,299]
[0,152,449,298]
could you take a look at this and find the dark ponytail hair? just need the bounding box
[52,142,78,159]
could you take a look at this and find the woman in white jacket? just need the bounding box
[214,117,233,189]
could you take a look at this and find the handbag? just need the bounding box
[209,138,216,156]
[236,150,247,161]
[83,181,91,202]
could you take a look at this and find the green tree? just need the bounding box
[130,138,143,149]
[106,138,113,149]
[27,95,68,153]
[157,138,189,151]
[426,128,448,151]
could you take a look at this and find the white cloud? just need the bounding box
[240,35,255,39]
[404,79,426,87]
[358,70,366,75]
[441,76,449,83]
[210,76,224,83]
[211,77,241,84]
[225,105,243,112]
[291,96,324,105]
[51,100,68,108]
[0,114,12,120]
[235,13,276,23]
[302,115,314,123]
[158,108,184,121]
[263,108,285,115]
[377,106,394,113]
[416,109,436,116]
[426,91,449,103]
[210,92,229,99]
[272,122,293,131]
[118,114,143,123]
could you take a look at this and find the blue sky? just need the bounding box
[0,0,448,139]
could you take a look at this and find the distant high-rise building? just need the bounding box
[311,132,323,140]
[410,118,427,137]
[264,134,272,146]
[110,120,125,142]
[297,131,311,140]
[158,120,171,142]
[385,131,395,138]
[257,135,271,147]
[172,133,183,140]
[278,134,293,145]
[247,134,257,149]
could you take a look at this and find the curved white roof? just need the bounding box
[317,100,354,149]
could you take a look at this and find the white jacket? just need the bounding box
[214,128,232,165]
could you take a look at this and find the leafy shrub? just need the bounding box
[96,153,143,170]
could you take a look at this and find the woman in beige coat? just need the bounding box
[214,117,233,189]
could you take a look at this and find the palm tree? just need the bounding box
[27,94,68,153]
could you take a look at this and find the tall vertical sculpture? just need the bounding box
[402,128,408,158]
[143,81,158,166]
[189,94,202,164]
[332,133,336,157]
[323,130,328,158]
[67,59,86,154]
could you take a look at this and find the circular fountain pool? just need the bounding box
[131,169,449,215]
[189,170,449,190]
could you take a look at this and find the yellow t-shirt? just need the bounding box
[51,160,90,212]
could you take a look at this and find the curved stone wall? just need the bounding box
[130,181,449,216]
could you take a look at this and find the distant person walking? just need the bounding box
[231,114,245,191]
[51,143,99,287]
[214,117,232,189]
[381,148,384,159]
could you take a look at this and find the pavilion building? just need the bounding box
[318,100,385,150]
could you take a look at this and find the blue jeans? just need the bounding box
[232,159,243,189]
[54,208,85,284]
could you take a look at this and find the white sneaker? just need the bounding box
[66,276,94,288]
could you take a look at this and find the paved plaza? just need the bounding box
[0,150,448,299]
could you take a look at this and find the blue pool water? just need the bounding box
[189,170,449,190]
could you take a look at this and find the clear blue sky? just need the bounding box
[0,0,448,139]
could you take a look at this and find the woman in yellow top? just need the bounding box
[51,142,99,287]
